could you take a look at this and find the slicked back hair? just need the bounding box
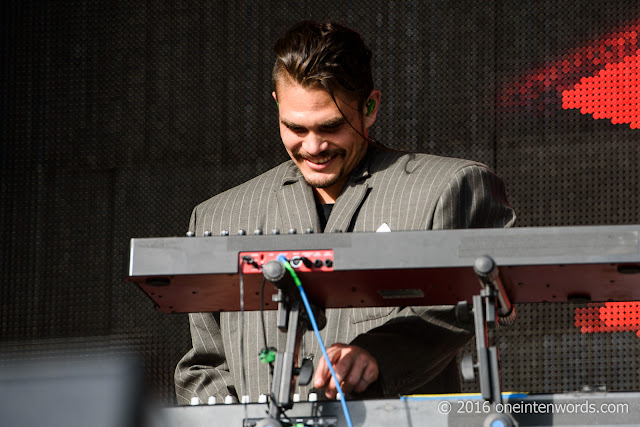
[272,20,374,109]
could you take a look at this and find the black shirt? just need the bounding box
[316,203,334,232]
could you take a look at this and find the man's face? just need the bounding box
[273,77,379,203]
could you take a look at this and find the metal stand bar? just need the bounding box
[462,255,517,405]
[266,299,303,423]
[461,256,519,425]
[472,289,503,404]
[258,260,323,426]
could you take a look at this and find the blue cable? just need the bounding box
[276,255,354,427]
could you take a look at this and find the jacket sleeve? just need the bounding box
[350,164,516,397]
[174,207,238,404]
[174,312,238,404]
[432,164,516,230]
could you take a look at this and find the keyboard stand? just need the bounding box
[460,255,517,425]
[256,260,322,427]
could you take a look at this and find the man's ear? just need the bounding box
[272,91,278,109]
[363,89,381,129]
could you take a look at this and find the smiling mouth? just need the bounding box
[297,149,345,167]
[302,156,337,172]
[304,155,334,165]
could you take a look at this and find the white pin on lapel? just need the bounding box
[376,223,391,232]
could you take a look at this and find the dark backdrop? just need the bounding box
[2,0,640,404]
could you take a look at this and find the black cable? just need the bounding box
[260,277,268,356]
[259,276,276,375]
[238,264,249,421]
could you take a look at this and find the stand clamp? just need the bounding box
[460,255,516,406]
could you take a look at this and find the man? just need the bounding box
[174,20,515,405]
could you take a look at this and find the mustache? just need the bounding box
[293,149,347,162]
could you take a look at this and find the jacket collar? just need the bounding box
[276,146,377,232]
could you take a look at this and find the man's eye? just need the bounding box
[321,125,342,132]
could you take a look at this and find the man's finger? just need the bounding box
[340,351,368,394]
[313,354,329,389]
[313,344,344,389]
[354,359,379,393]
[313,344,379,398]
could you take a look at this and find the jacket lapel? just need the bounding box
[324,182,371,232]
[275,147,377,233]
[324,148,374,233]
[274,163,322,233]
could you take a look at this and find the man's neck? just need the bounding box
[313,175,349,204]
[314,188,337,204]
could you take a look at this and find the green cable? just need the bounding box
[281,261,302,287]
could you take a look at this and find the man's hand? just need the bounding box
[313,343,379,399]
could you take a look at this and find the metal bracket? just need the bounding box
[460,255,517,406]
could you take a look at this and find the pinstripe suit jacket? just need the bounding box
[174,146,515,405]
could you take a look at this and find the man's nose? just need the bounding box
[302,132,329,155]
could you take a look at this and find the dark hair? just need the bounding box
[272,20,373,108]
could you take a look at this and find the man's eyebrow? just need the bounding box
[280,118,305,130]
[319,117,348,128]
[280,116,348,130]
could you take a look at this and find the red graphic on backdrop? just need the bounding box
[498,20,639,129]
[562,52,639,129]
[575,302,640,337]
